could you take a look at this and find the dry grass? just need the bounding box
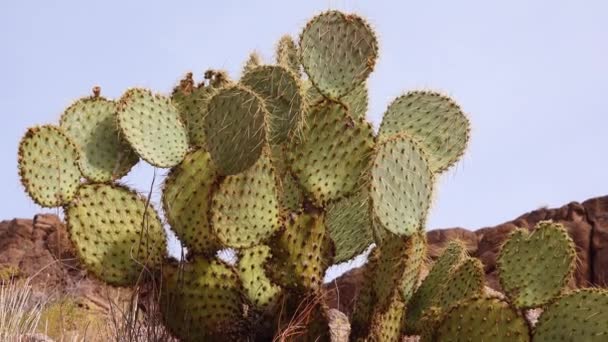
[0,278,46,341]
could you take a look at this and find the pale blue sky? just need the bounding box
[2,1,607,256]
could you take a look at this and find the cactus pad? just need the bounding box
[204,85,269,175]
[162,148,220,254]
[243,51,262,74]
[288,101,374,205]
[161,257,245,341]
[379,91,470,173]
[60,94,138,182]
[65,183,167,285]
[211,152,280,248]
[18,125,81,207]
[435,297,530,342]
[367,294,406,342]
[276,35,300,75]
[241,65,304,143]
[342,82,369,119]
[370,134,434,236]
[325,191,374,263]
[117,88,188,168]
[435,257,485,310]
[533,289,608,341]
[497,221,576,308]
[299,11,378,99]
[237,245,282,310]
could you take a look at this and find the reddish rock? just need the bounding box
[426,228,477,259]
[582,196,608,286]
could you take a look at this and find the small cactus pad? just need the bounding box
[497,221,576,308]
[342,82,369,119]
[171,74,218,147]
[276,35,300,75]
[65,184,167,285]
[325,191,374,263]
[243,51,262,74]
[237,245,282,310]
[367,294,406,342]
[117,88,188,168]
[60,94,138,182]
[299,11,378,99]
[435,257,485,310]
[370,134,434,236]
[18,125,81,207]
[162,149,220,254]
[161,257,245,342]
[406,241,467,328]
[288,101,374,205]
[350,248,378,340]
[379,91,470,173]
[435,297,530,342]
[204,85,269,175]
[211,152,281,248]
[268,209,330,291]
[241,65,304,143]
[533,289,608,341]
[279,173,304,212]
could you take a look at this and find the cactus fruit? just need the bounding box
[370,134,434,237]
[533,289,608,341]
[378,91,470,173]
[65,183,167,285]
[276,35,300,75]
[497,221,576,308]
[60,88,138,182]
[237,245,282,310]
[288,101,375,205]
[18,125,81,207]
[162,148,220,254]
[299,11,378,99]
[434,297,530,342]
[203,85,269,175]
[211,152,280,248]
[117,88,188,168]
[240,65,305,144]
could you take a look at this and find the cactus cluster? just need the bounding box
[17,9,607,342]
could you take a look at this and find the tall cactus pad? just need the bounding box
[60,94,138,182]
[162,149,220,254]
[161,257,245,342]
[406,242,467,328]
[497,221,576,308]
[204,85,269,175]
[117,88,188,168]
[325,191,374,263]
[289,101,374,205]
[171,74,218,148]
[379,91,470,173]
[241,65,304,144]
[211,152,280,248]
[350,248,378,340]
[435,297,530,342]
[18,125,81,207]
[370,134,434,236]
[276,35,300,75]
[367,294,406,342]
[300,11,378,99]
[237,245,282,310]
[65,184,167,285]
[435,257,484,310]
[533,289,608,341]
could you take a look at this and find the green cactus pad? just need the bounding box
[65,184,167,285]
[204,85,269,175]
[211,152,280,248]
[117,88,188,168]
[18,125,81,207]
[370,134,434,237]
[533,289,608,341]
[60,93,138,182]
[342,82,369,119]
[435,257,485,310]
[350,247,378,340]
[171,74,218,148]
[378,91,470,173]
[237,245,282,310]
[270,144,304,212]
[268,209,330,291]
[162,148,221,254]
[161,257,245,342]
[406,241,467,329]
[497,221,576,308]
[276,35,300,75]
[325,191,374,263]
[288,101,374,205]
[299,11,378,99]
[367,294,406,342]
[243,51,262,74]
[241,65,304,144]
[435,297,530,342]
